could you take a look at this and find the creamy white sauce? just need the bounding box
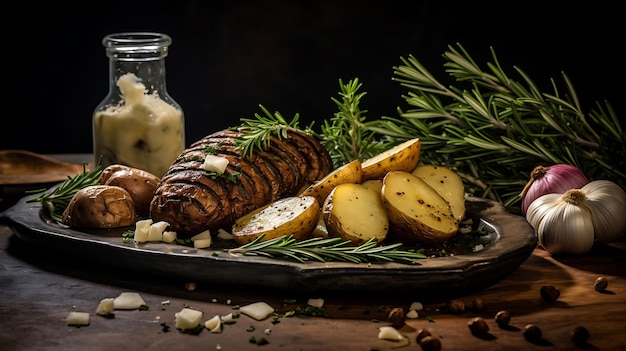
[94,73,184,177]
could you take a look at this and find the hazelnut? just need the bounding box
[415,328,434,343]
[523,324,542,341]
[419,335,442,351]
[185,281,197,292]
[594,277,608,292]
[467,316,490,335]
[494,310,511,327]
[540,285,560,302]
[571,326,590,344]
[446,299,465,313]
[387,307,405,328]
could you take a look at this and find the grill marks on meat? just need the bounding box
[150,129,333,236]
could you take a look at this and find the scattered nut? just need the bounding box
[387,307,406,328]
[468,316,490,335]
[415,328,434,344]
[540,285,560,302]
[571,326,590,344]
[419,335,442,351]
[185,282,197,292]
[446,299,465,313]
[494,310,511,327]
[523,324,542,341]
[472,298,485,311]
[594,277,608,292]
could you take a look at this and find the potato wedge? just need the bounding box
[61,185,136,228]
[299,159,362,206]
[310,210,329,238]
[412,164,466,221]
[361,138,421,181]
[231,196,320,244]
[322,183,389,245]
[382,171,458,244]
[361,179,383,194]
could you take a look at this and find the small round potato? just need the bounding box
[99,164,160,218]
[61,185,136,228]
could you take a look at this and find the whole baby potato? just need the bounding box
[61,185,136,228]
[99,164,160,218]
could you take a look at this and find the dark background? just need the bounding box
[5,1,624,155]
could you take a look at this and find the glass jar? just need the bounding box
[93,32,185,178]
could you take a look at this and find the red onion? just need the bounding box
[520,164,589,214]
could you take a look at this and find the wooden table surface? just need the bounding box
[1,154,625,351]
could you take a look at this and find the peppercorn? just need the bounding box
[494,310,511,327]
[446,299,465,313]
[540,285,560,302]
[387,307,406,329]
[472,298,485,311]
[571,326,590,344]
[523,324,542,341]
[594,277,608,292]
[468,317,490,335]
[419,335,441,351]
[415,328,434,344]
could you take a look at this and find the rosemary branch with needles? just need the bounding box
[26,159,104,221]
[228,235,427,264]
[365,43,625,212]
[234,105,315,159]
[233,79,387,169]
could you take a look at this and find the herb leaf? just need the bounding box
[26,158,104,221]
[228,235,426,264]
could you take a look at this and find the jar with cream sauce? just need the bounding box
[93,32,185,178]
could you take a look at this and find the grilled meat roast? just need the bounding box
[149,129,333,237]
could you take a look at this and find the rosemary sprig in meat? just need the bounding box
[235,105,314,159]
[228,234,426,264]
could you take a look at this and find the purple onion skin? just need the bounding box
[521,164,589,214]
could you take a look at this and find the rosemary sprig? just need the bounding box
[228,234,426,264]
[317,78,389,168]
[233,80,388,169]
[234,105,315,159]
[26,159,104,221]
[367,43,625,212]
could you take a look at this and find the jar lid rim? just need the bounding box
[102,32,172,47]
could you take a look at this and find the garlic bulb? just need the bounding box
[520,164,588,214]
[526,180,626,255]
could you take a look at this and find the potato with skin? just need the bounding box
[361,179,383,194]
[99,164,161,218]
[299,159,362,206]
[361,138,421,181]
[382,171,458,245]
[322,183,389,245]
[412,164,466,221]
[231,196,320,244]
[61,185,136,228]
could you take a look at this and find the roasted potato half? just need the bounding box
[382,171,458,245]
[361,138,421,181]
[299,159,362,206]
[61,185,136,228]
[412,164,466,221]
[99,164,160,218]
[360,179,383,194]
[322,183,389,245]
[231,196,320,244]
